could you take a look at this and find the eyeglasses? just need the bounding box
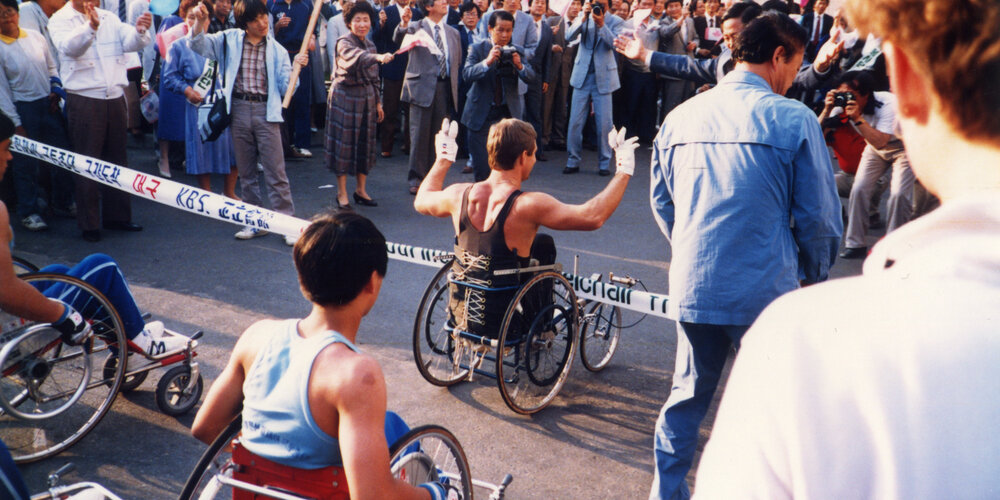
[0,8,19,19]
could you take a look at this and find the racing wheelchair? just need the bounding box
[0,265,204,463]
[179,415,513,500]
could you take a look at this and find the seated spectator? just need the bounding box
[191,210,455,499]
[414,118,635,336]
[0,113,185,356]
[691,0,1000,496]
[831,70,912,259]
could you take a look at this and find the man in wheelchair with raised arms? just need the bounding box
[0,114,187,358]
[191,211,459,500]
[413,118,638,341]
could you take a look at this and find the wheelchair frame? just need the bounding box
[0,269,204,463]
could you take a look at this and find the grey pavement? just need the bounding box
[12,134,868,499]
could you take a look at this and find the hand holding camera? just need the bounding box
[590,2,605,27]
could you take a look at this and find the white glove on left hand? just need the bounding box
[608,126,639,176]
[435,118,460,162]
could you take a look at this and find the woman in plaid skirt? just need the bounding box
[324,1,394,208]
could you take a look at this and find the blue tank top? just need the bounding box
[240,319,359,469]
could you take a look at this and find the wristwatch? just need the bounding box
[854,119,864,126]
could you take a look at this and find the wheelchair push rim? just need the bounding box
[579,302,622,372]
[495,271,578,415]
[0,273,127,463]
[178,416,242,500]
[389,424,474,500]
[413,264,470,387]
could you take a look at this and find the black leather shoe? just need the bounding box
[597,169,611,176]
[562,166,579,174]
[336,198,352,210]
[353,193,378,207]
[82,230,101,242]
[103,221,143,232]
[839,246,868,259]
[536,152,549,162]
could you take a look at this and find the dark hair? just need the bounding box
[0,0,18,12]
[0,113,14,142]
[345,0,375,24]
[293,211,388,307]
[233,0,269,29]
[458,0,479,16]
[488,8,514,28]
[487,119,536,170]
[528,0,545,7]
[664,0,681,6]
[419,0,436,11]
[761,0,789,15]
[180,0,214,18]
[722,1,761,24]
[731,11,806,63]
[836,70,879,115]
[687,0,698,16]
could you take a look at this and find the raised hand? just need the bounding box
[85,2,100,30]
[401,5,412,25]
[435,118,459,162]
[614,34,645,61]
[608,126,639,176]
[191,3,210,35]
[136,12,152,33]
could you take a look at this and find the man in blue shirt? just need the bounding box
[647,12,841,500]
[270,0,315,158]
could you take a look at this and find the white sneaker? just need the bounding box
[132,321,187,356]
[235,226,269,240]
[290,147,312,158]
[21,214,48,231]
[284,234,298,246]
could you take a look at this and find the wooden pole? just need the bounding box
[282,0,325,108]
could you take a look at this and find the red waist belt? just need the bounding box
[231,440,350,500]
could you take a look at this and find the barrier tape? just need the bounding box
[11,135,672,319]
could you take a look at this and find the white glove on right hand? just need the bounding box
[608,126,639,176]
[435,118,460,163]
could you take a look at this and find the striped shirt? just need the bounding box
[235,36,267,95]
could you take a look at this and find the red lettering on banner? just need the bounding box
[132,174,147,194]
[145,179,160,199]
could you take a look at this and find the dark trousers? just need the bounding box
[380,78,407,154]
[407,79,453,182]
[283,57,312,149]
[467,104,511,181]
[12,98,74,218]
[543,71,569,147]
[66,94,132,232]
[524,80,545,154]
[621,69,659,142]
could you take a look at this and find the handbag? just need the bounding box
[199,36,231,143]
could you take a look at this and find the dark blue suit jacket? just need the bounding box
[461,40,536,131]
[376,4,424,81]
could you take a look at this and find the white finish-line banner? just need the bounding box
[11,135,670,319]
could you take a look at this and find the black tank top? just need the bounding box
[448,187,529,338]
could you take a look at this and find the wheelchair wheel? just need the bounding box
[155,365,203,416]
[103,354,148,392]
[413,264,469,387]
[178,416,241,500]
[12,256,39,275]
[495,272,578,415]
[389,425,474,500]
[579,302,622,372]
[0,273,126,463]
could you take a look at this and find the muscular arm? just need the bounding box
[0,204,64,323]
[327,354,431,500]
[191,320,264,443]
[516,172,631,231]
[413,156,469,220]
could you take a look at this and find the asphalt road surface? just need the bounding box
[12,134,866,499]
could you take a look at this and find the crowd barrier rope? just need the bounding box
[11,135,671,319]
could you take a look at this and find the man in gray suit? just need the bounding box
[396,0,463,194]
[564,0,624,175]
[542,0,579,151]
[461,10,535,180]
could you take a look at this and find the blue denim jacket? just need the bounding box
[190,29,296,123]
[650,70,842,325]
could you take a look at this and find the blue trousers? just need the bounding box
[650,322,748,500]
[567,72,613,172]
[284,58,313,149]
[36,254,145,340]
[11,97,74,218]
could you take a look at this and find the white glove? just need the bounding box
[435,118,460,163]
[608,126,639,176]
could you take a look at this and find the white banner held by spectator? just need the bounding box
[396,30,442,56]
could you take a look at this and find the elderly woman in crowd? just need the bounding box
[163,0,238,199]
[324,1,393,209]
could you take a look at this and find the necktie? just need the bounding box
[118,0,126,22]
[434,25,447,79]
[812,16,820,44]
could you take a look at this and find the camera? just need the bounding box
[833,91,855,108]
[497,45,518,77]
[592,3,603,15]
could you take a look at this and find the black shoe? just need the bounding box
[353,193,378,207]
[562,166,579,174]
[103,221,143,232]
[335,198,352,210]
[597,169,611,176]
[839,247,868,259]
[536,152,549,162]
[869,214,884,230]
[551,143,567,151]
[82,230,101,242]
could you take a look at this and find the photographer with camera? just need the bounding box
[460,10,535,181]
[819,70,912,259]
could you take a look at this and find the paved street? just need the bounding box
[13,135,866,499]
